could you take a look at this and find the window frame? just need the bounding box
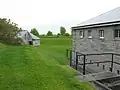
[79,30,84,38]
[88,30,92,38]
[114,29,120,38]
[99,30,104,39]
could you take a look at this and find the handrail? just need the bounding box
[66,49,120,75]
[66,49,120,56]
[76,53,120,56]
[113,53,120,56]
[78,61,111,65]
[113,62,120,65]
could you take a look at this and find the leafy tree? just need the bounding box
[30,28,39,37]
[60,26,66,35]
[64,33,70,36]
[57,33,61,37]
[0,18,22,44]
[47,31,53,36]
[57,33,60,36]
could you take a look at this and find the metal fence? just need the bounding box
[66,49,120,75]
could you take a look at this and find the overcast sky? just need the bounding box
[1,0,120,34]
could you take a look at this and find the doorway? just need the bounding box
[29,41,33,45]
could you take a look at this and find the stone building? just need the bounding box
[71,7,120,74]
[72,7,120,55]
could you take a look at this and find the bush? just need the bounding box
[0,36,23,45]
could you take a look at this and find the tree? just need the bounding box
[30,28,39,37]
[57,33,61,36]
[47,31,53,36]
[57,33,61,37]
[60,26,66,35]
[64,33,70,36]
[0,18,22,44]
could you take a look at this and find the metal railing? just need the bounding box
[66,49,120,75]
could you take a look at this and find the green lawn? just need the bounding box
[0,38,95,90]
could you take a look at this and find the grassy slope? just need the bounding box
[0,38,95,90]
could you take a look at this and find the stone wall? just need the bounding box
[72,25,120,63]
[72,25,120,74]
[72,25,120,54]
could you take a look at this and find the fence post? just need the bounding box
[117,70,120,74]
[66,49,68,59]
[97,62,99,67]
[103,65,105,70]
[83,55,86,75]
[76,52,78,70]
[111,54,113,72]
[70,50,72,66]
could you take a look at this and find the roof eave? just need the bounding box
[32,38,40,40]
[72,21,120,30]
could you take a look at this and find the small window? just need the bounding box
[99,30,104,38]
[88,30,92,38]
[114,29,120,38]
[79,30,84,38]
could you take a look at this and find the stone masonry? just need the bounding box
[72,25,120,74]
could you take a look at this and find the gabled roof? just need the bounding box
[73,7,120,28]
[16,30,28,38]
[30,33,40,40]
[16,30,40,40]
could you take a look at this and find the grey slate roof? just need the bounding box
[30,33,40,40]
[76,7,120,27]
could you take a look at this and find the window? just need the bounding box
[99,30,104,38]
[79,30,84,38]
[88,30,92,38]
[114,29,120,38]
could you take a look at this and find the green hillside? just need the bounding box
[0,38,95,90]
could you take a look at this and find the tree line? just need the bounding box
[0,17,70,45]
[30,26,70,37]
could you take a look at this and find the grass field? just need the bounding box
[0,38,95,90]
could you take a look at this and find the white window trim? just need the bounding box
[114,29,120,38]
[80,30,84,38]
[99,30,104,39]
[88,36,92,39]
[100,37,104,39]
[80,36,83,38]
[88,30,92,39]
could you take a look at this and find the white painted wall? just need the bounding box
[33,39,40,46]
